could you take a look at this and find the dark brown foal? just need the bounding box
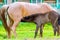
[21,10,59,38]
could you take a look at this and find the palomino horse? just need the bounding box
[1,2,59,38]
[21,11,59,38]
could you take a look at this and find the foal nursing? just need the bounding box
[1,2,60,38]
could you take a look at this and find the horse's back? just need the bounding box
[7,2,57,21]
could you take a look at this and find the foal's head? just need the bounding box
[21,14,39,22]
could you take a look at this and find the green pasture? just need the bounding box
[0,22,60,40]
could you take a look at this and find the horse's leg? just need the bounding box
[34,24,40,38]
[1,16,11,38]
[7,15,13,37]
[8,9,22,37]
[40,24,43,37]
[7,14,13,29]
[11,19,20,38]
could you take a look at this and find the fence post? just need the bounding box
[56,0,58,8]
[4,0,7,4]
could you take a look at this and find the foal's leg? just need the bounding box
[34,24,40,38]
[55,22,59,36]
[40,24,43,37]
[53,24,59,36]
[58,25,60,35]
[53,25,57,36]
[52,18,59,36]
[57,26,59,36]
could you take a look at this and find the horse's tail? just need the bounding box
[6,6,13,27]
[4,6,9,20]
[1,5,9,20]
[6,6,9,12]
[6,6,11,27]
[1,5,11,32]
[1,5,11,27]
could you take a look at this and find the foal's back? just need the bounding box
[21,13,49,24]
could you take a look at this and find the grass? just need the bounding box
[0,22,60,40]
